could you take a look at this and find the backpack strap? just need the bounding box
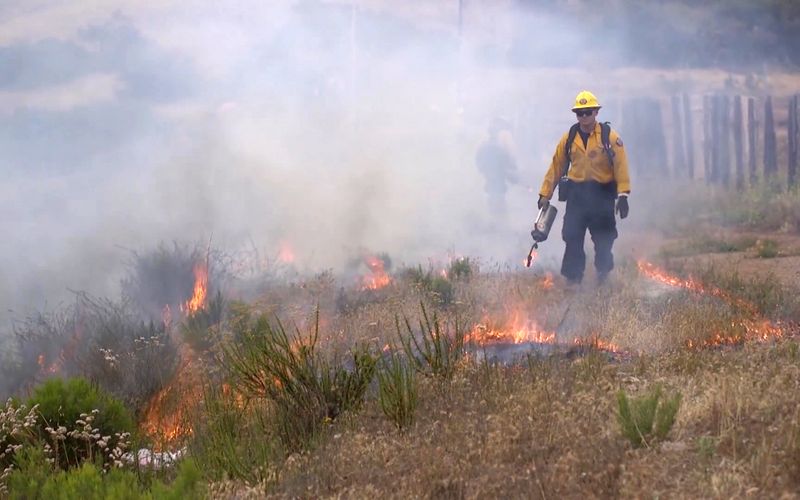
[600,121,615,166]
[562,123,581,177]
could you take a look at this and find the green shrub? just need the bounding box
[150,458,205,499]
[27,377,134,470]
[318,346,377,418]
[401,265,434,291]
[5,447,204,500]
[696,436,717,461]
[713,183,800,232]
[429,276,454,305]
[446,258,474,281]
[222,312,377,451]
[189,385,280,483]
[754,239,779,258]
[400,266,455,305]
[377,353,418,431]
[0,399,39,477]
[617,384,681,448]
[397,304,465,380]
[4,446,56,499]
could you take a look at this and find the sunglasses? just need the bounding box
[574,109,595,117]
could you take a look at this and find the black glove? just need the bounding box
[616,196,629,219]
[537,195,548,210]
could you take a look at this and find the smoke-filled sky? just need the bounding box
[1,0,798,328]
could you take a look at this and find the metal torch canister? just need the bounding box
[531,203,558,243]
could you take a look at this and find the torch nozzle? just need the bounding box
[524,242,539,268]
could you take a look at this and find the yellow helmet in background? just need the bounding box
[571,90,601,111]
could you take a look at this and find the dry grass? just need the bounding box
[261,337,800,498]
[197,255,800,499]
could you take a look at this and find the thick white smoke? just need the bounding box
[2,0,797,331]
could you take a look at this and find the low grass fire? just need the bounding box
[637,260,788,347]
[361,254,391,290]
[142,259,212,447]
[141,346,200,448]
[5,228,799,498]
[181,261,208,315]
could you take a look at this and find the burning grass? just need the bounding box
[1,293,179,414]
[185,256,799,497]
[4,235,800,498]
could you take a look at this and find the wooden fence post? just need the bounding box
[651,98,669,177]
[671,95,686,177]
[710,95,722,185]
[764,96,778,180]
[733,96,744,190]
[747,97,757,185]
[683,93,695,179]
[719,95,731,187]
[703,96,712,183]
[789,94,798,189]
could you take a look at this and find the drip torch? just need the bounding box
[525,200,558,267]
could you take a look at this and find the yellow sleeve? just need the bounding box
[610,130,631,194]
[538,133,569,199]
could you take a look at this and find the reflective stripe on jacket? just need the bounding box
[538,122,631,199]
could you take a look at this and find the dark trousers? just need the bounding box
[560,182,618,283]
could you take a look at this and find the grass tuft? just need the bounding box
[617,384,681,448]
[377,352,418,431]
[396,304,464,380]
[189,384,280,484]
[221,311,377,451]
[446,258,474,282]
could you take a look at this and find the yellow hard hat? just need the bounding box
[571,90,601,111]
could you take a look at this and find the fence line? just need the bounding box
[618,93,800,191]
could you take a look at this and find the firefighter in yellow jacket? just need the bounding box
[537,91,631,285]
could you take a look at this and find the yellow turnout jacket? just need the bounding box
[538,122,631,199]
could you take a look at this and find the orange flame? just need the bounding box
[361,255,391,290]
[465,311,621,352]
[541,273,554,289]
[182,262,208,314]
[637,260,757,315]
[36,320,84,376]
[467,313,555,345]
[35,352,65,375]
[638,260,785,347]
[572,335,621,353]
[37,354,60,374]
[141,347,199,448]
[278,240,295,264]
